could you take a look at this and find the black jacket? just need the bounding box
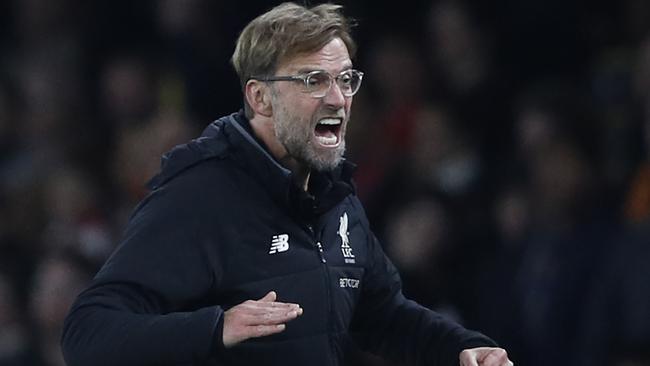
[61,111,496,366]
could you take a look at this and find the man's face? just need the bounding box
[269,37,353,171]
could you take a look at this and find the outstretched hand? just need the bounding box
[222,291,303,348]
[460,347,513,366]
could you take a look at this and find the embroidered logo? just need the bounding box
[269,234,289,254]
[338,213,355,264]
[339,277,360,289]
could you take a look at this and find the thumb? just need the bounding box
[258,291,277,302]
[459,349,480,366]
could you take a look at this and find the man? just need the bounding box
[62,3,513,366]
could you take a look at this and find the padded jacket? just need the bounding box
[61,111,496,366]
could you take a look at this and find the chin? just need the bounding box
[308,147,345,172]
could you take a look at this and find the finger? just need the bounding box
[248,292,292,307]
[258,291,277,302]
[243,302,302,316]
[243,307,303,326]
[253,304,303,316]
[243,304,298,315]
[480,349,509,366]
[250,300,301,309]
[235,300,301,315]
[256,292,303,310]
[245,323,287,339]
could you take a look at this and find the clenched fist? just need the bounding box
[460,347,513,366]
[222,291,303,348]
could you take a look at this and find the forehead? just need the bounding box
[277,38,352,73]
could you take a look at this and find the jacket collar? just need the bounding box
[148,110,356,218]
[224,111,356,219]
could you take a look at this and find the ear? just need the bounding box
[245,79,273,118]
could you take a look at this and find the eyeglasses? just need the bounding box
[251,69,364,98]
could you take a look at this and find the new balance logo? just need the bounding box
[269,234,289,254]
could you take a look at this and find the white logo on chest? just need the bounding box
[338,213,355,264]
[339,277,360,288]
[269,234,289,254]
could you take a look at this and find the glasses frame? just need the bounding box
[250,69,364,98]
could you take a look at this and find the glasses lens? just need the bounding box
[337,70,362,96]
[304,70,363,98]
[305,71,331,96]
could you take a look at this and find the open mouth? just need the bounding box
[314,118,342,147]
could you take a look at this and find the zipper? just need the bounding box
[306,223,336,366]
[316,241,326,263]
[306,224,326,263]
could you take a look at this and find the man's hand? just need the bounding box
[222,291,303,348]
[460,347,513,366]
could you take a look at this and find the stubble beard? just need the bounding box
[273,104,346,172]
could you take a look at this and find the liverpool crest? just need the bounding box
[338,213,355,264]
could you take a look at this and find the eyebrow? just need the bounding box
[294,65,354,75]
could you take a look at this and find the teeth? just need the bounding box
[318,118,341,126]
[316,135,338,146]
[314,118,341,147]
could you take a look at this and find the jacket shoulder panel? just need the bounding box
[148,121,230,190]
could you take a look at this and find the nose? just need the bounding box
[322,80,347,109]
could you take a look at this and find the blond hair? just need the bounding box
[231,2,356,118]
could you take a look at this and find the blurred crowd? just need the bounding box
[0,0,649,365]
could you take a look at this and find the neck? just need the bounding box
[249,114,311,191]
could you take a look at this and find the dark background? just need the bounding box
[1,1,650,365]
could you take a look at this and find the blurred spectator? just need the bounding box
[589,48,640,200]
[384,195,454,312]
[28,253,92,366]
[110,106,197,226]
[358,101,495,335]
[624,34,650,224]
[97,52,199,226]
[100,53,158,128]
[470,77,614,365]
[474,185,529,356]
[573,31,650,366]
[0,271,30,365]
[155,0,243,123]
[506,138,612,365]
[574,222,650,366]
[425,0,512,170]
[427,0,491,96]
[351,34,428,209]
[408,105,482,198]
[41,167,113,264]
